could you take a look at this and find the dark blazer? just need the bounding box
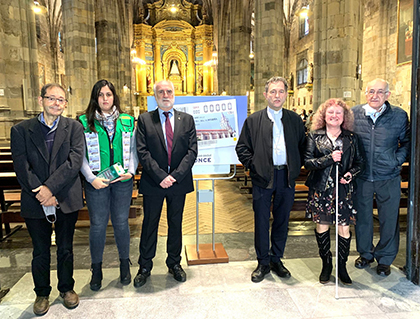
[136,108,197,196]
[236,108,306,189]
[10,116,85,218]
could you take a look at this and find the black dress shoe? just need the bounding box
[133,268,150,288]
[251,264,271,283]
[270,261,291,278]
[169,264,187,282]
[354,256,374,269]
[376,264,391,276]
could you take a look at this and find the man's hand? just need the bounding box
[159,175,176,189]
[43,196,58,207]
[91,177,110,189]
[111,173,133,183]
[32,185,53,205]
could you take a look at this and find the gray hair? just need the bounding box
[365,78,389,93]
[265,76,288,93]
[40,83,66,98]
[153,80,175,94]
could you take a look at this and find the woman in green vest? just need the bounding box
[80,79,138,291]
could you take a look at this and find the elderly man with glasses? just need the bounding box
[352,78,410,277]
[11,83,84,315]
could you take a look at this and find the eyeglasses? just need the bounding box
[366,90,388,96]
[157,89,174,96]
[43,96,67,105]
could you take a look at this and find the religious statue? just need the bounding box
[308,63,314,84]
[289,72,294,91]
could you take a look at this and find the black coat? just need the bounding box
[236,108,306,188]
[304,129,365,192]
[136,108,198,195]
[10,116,85,218]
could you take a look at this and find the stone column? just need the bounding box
[203,41,211,94]
[154,41,162,82]
[213,1,231,95]
[230,0,251,96]
[138,42,147,94]
[254,0,284,111]
[95,0,119,82]
[313,0,363,108]
[187,43,195,94]
[62,0,96,117]
[95,0,131,111]
[0,0,39,132]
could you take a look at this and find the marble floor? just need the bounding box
[0,228,416,318]
[0,177,415,318]
[1,254,420,319]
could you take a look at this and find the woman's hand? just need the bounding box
[340,172,352,184]
[111,173,133,183]
[91,177,110,189]
[331,150,342,162]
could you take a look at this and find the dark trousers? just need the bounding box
[354,176,401,265]
[25,209,78,297]
[253,169,295,265]
[138,193,186,271]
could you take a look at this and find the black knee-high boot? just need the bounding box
[90,262,102,291]
[338,233,352,285]
[315,229,333,284]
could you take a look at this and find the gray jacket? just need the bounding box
[352,101,410,181]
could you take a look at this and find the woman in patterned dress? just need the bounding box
[305,98,365,285]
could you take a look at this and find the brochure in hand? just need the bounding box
[97,163,125,182]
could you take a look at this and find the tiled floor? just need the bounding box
[2,257,420,318]
[0,179,414,318]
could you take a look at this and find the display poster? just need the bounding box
[147,95,247,174]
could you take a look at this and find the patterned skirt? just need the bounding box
[305,175,356,226]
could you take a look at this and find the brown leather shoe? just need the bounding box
[33,296,49,316]
[60,290,79,309]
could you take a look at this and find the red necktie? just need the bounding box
[163,112,173,166]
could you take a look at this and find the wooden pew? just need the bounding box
[238,164,410,218]
[1,162,139,241]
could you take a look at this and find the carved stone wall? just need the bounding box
[362,0,412,113]
[0,0,39,141]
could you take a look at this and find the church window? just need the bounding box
[299,14,309,38]
[58,32,63,53]
[35,15,41,39]
[297,59,308,86]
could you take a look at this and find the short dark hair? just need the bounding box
[265,76,288,93]
[40,83,66,98]
[84,79,122,133]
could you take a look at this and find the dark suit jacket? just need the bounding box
[136,108,197,196]
[11,116,85,218]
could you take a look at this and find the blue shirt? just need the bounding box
[363,103,387,123]
[267,107,287,166]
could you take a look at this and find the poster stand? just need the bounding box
[185,166,236,265]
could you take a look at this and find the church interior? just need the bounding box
[1,0,420,317]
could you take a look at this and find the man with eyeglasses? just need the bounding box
[10,83,84,315]
[352,78,410,277]
[134,80,197,287]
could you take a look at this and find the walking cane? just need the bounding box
[334,139,343,299]
[335,161,339,299]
